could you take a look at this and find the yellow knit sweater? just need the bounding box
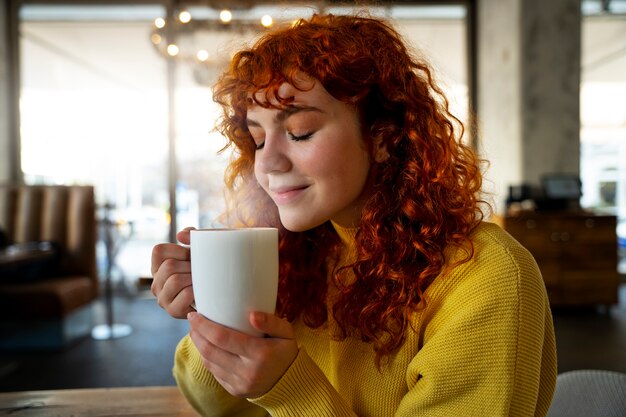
[173,221,557,416]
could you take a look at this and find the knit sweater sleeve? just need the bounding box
[174,330,356,417]
[173,335,269,417]
[249,346,357,417]
[397,225,557,416]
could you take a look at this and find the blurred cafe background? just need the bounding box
[0,0,625,393]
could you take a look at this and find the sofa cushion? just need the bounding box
[0,275,95,319]
[0,185,98,323]
[0,241,61,283]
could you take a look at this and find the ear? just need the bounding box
[373,137,390,163]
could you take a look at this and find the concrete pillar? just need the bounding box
[478,0,581,213]
[0,2,11,183]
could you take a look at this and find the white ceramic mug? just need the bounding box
[190,228,279,336]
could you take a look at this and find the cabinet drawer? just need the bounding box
[559,288,619,306]
[560,242,618,269]
[550,288,617,306]
[554,216,617,243]
[501,212,619,307]
[561,270,619,286]
[505,224,561,258]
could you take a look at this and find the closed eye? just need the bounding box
[289,132,314,141]
[255,132,310,151]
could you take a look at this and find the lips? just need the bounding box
[270,184,310,205]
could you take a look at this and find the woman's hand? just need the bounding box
[188,311,299,398]
[151,227,195,318]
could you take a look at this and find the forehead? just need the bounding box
[248,76,325,110]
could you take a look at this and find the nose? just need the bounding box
[255,134,292,174]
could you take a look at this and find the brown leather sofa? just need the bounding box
[0,185,98,349]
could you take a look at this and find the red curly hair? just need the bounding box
[213,13,486,365]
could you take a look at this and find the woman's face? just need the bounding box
[247,80,371,232]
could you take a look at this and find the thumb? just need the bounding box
[249,312,294,339]
[176,227,196,245]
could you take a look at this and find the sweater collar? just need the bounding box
[331,221,358,248]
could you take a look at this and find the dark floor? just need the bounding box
[0,290,189,392]
[1,285,625,393]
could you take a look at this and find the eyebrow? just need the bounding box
[246,105,324,128]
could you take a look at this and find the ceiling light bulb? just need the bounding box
[179,10,191,23]
[151,34,162,44]
[197,50,209,62]
[167,44,180,56]
[261,15,273,28]
[220,10,232,23]
[154,17,166,28]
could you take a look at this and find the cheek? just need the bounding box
[335,145,370,181]
[321,151,369,194]
[253,161,268,189]
[347,159,371,190]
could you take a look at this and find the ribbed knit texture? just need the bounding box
[173,222,557,416]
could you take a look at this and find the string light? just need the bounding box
[196,50,209,62]
[178,10,192,23]
[154,17,166,28]
[219,10,233,23]
[151,7,280,69]
[261,14,273,28]
[167,44,180,56]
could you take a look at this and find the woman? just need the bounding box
[151,13,557,417]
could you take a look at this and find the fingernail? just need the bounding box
[187,312,196,322]
[252,311,266,324]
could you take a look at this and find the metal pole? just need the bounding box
[91,203,132,340]
[167,0,178,243]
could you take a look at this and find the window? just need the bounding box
[580,3,626,273]
[17,2,469,283]
[19,4,170,280]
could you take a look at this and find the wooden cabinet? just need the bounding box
[498,211,619,307]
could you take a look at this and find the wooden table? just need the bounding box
[0,386,199,416]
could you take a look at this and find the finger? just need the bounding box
[150,243,190,277]
[156,269,191,302]
[249,312,295,340]
[163,279,195,318]
[188,313,243,363]
[176,227,196,245]
[151,252,191,299]
[188,312,251,356]
[189,312,297,398]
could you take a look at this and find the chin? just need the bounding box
[279,212,327,233]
